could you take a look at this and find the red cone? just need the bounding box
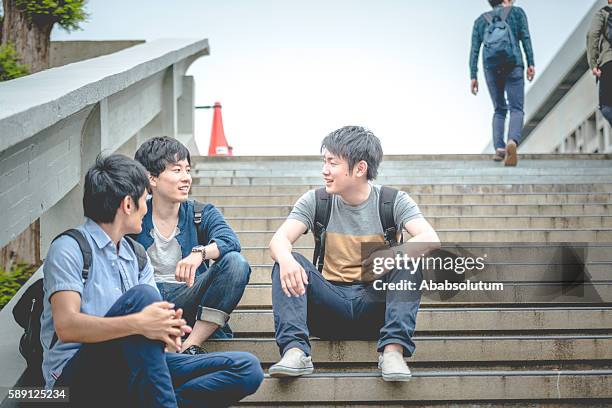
[208,102,232,156]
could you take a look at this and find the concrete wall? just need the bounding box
[520,71,612,153]
[49,40,145,68]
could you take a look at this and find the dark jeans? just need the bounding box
[484,65,525,150]
[157,252,251,339]
[55,285,263,408]
[271,253,422,358]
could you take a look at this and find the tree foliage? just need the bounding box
[14,0,88,31]
[0,42,28,80]
[0,262,39,310]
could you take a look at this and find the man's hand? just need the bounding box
[136,301,192,352]
[175,252,203,287]
[593,67,602,78]
[471,79,479,95]
[527,66,536,82]
[278,256,308,297]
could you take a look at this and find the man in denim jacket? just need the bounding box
[134,137,250,354]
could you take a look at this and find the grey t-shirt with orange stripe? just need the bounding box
[287,184,424,282]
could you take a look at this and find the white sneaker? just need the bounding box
[378,350,412,382]
[268,347,314,377]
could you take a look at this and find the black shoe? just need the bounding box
[182,345,208,355]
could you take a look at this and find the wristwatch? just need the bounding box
[191,245,207,263]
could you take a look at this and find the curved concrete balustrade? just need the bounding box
[0,39,208,402]
[0,38,209,251]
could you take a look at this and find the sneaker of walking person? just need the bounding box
[470,0,536,166]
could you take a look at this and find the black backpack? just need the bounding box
[312,186,401,273]
[193,200,207,245]
[12,229,147,386]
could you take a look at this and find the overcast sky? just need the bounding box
[52,0,599,155]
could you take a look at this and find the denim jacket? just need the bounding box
[469,5,535,80]
[135,198,241,276]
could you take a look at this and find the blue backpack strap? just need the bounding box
[379,186,401,246]
[193,200,207,245]
[313,188,333,273]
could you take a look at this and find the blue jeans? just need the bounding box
[55,285,263,408]
[484,65,525,150]
[271,253,422,358]
[157,252,251,339]
[602,105,612,127]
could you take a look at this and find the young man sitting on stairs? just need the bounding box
[268,126,440,381]
[133,136,251,355]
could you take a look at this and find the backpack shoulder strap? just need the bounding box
[483,12,493,24]
[193,200,207,245]
[124,236,148,274]
[501,6,512,21]
[53,229,92,282]
[313,188,333,272]
[379,186,400,246]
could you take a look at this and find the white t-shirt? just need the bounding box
[146,221,183,283]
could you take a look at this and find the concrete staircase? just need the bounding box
[191,155,612,406]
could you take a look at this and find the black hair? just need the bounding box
[320,126,383,180]
[134,136,191,177]
[83,154,150,223]
[488,0,503,7]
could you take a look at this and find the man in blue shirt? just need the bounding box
[41,154,262,407]
[470,0,536,166]
[133,137,250,355]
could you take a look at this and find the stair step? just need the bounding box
[224,215,612,230]
[193,168,612,178]
[191,183,612,195]
[207,336,612,363]
[195,192,612,206]
[235,229,612,246]
[237,283,612,308]
[192,176,612,186]
[228,307,612,334]
[240,370,612,403]
[247,262,612,284]
[216,203,612,217]
[241,242,612,265]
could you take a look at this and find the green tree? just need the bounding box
[0,0,87,74]
[0,42,28,80]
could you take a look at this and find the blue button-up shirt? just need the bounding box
[40,219,157,388]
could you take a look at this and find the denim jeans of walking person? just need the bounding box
[55,285,263,408]
[157,252,251,339]
[272,253,422,358]
[484,65,525,150]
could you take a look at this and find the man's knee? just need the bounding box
[231,352,264,396]
[224,351,264,398]
[216,252,251,284]
[272,252,312,278]
[116,285,161,314]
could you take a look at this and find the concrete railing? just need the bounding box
[0,38,209,400]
